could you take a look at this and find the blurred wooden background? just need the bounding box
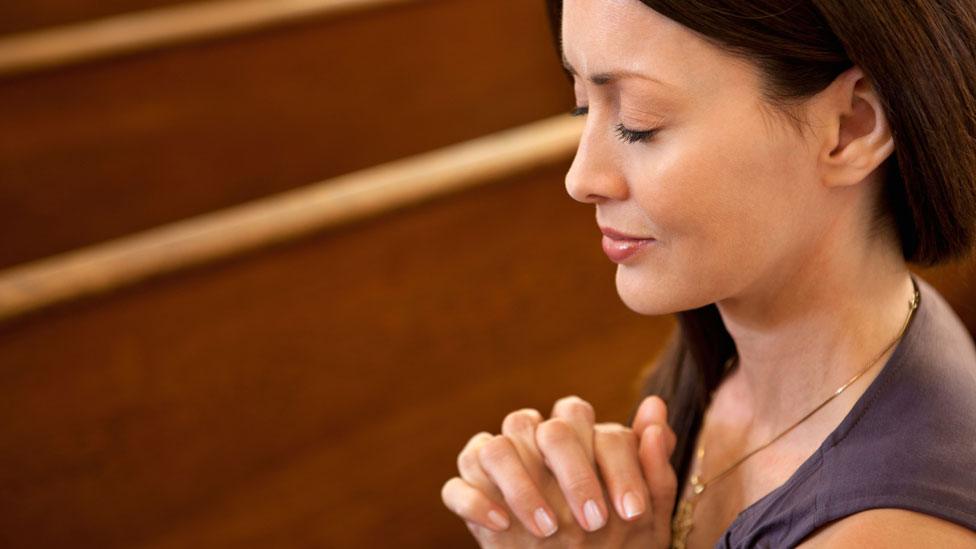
[0,0,973,547]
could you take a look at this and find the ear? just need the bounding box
[818,66,896,188]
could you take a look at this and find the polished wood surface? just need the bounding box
[0,2,972,548]
[0,0,573,269]
[0,0,411,76]
[0,0,199,35]
[0,161,671,548]
[0,115,583,323]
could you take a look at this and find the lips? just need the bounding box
[599,226,656,263]
[599,226,654,241]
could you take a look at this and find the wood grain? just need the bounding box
[0,114,583,324]
[0,160,671,548]
[0,0,195,35]
[0,0,412,76]
[0,0,573,268]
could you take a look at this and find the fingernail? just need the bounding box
[487,509,510,530]
[622,491,645,519]
[534,507,558,537]
[583,499,605,530]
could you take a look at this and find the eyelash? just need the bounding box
[569,106,658,144]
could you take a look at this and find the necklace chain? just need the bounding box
[670,283,920,549]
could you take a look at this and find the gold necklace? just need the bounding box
[670,284,920,549]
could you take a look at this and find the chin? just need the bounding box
[614,266,714,316]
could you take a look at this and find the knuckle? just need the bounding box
[536,418,575,448]
[501,408,542,435]
[649,395,668,411]
[596,422,637,441]
[461,432,493,455]
[464,431,493,448]
[564,473,599,496]
[440,478,453,504]
[440,477,461,510]
[457,448,479,475]
[478,435,515,468]
[458,432,493,472]
[638,395,667,419]
[594,424,638,452]
[594,421,628,434]
[553,395,595,420]
[554,394,588,408]
[508,483,541,507]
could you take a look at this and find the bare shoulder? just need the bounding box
[796,508,976,548]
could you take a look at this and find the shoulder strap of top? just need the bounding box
[719,275,976,548]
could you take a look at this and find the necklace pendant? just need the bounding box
[671,498,696,549]
[691,474,705,495]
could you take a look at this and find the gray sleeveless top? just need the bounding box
[714,274,976,548]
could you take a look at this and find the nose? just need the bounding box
[564,120,629,204]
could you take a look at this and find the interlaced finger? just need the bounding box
[536,417,609,532]
[479,434,560,539]
[458,431,505,503]
[550,395,597,464]
[593,422,649,522]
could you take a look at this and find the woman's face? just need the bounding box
[563,0,836,315]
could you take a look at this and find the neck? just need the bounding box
[715,227,916,439]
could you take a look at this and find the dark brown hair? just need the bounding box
[545,0,976,514]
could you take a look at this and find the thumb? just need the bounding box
[631,395,677,458]
[638,425,679,544]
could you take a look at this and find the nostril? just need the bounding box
[564,146,628,203]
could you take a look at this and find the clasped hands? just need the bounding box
[441,395,679,548]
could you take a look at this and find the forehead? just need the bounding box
[560,0,742,93]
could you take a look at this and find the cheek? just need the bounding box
[615,118,812,311]
[628,128,776,253]
[681,114,810,234]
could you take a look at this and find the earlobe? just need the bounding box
[819,67,895,188]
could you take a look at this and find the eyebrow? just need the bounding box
[561,54,672,88]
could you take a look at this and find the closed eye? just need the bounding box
[614,123,657,144]
[569,106,659,144]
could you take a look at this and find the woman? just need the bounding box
[442,0,976,547]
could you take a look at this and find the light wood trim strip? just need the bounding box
[0,0,412,77]
[0,114,583,323]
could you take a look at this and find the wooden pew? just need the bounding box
[0,1,972,547]
[0,156,671,548]
[0,0,191,35]
[1,124,971,546]
[0,0,573,268]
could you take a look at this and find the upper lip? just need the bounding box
[599,225,655,240]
